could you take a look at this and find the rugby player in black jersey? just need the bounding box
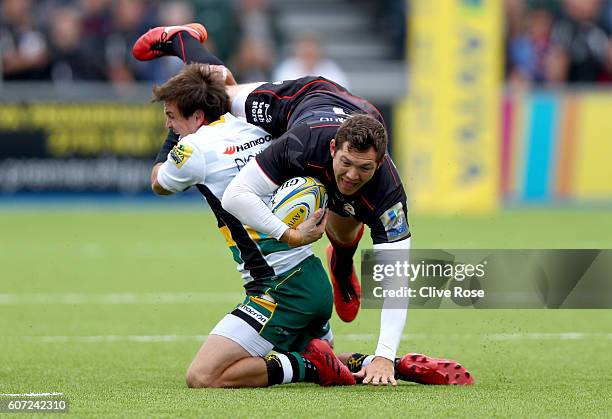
[134,24,473,386]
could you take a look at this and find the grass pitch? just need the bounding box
[1,206,611,417]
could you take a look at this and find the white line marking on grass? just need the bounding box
[0,392,63,397]
[20,335,207,343]
[345,333,612,341]
[488,332,600,340]
[0,292,242,305]
[4,333,611,344]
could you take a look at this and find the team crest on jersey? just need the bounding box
[169,143,193,168]
[379,202,409,242]
[343,203,355,216]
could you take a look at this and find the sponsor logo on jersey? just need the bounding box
[222,135,272,155]
[251,101,272,124]
[236,304,268,326]
[379,202,410,242]
[169,143,193,168]
[319,116,347,123]
[234,153,258,171]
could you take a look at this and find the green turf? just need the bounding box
[1,207,611,417]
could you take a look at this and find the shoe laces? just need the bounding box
[151,31,169,52]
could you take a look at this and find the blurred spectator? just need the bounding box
[508,7,555,84]
[0,0,49,80]
[230,36,274,82]
[273,34,349,87]
[235,0,278,52]
[547,0,611,83]
[191,0,238,63]
[46,6,107,82]
[79,0,112,45]
[105,0,157,84]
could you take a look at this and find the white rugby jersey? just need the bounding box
[157,113,312,286]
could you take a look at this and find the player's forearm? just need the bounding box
[280,228,305,247]
[222,161,288,239]
[375,304,408,361]
[372,238,412,360]
[150,163,173,195]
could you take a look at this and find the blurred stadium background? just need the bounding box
[1,0,612,211]
[1,0,611,416]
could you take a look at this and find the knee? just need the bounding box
[186,369,224,388]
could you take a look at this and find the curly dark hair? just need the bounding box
[335,114,388,162]
[152,63,229,122]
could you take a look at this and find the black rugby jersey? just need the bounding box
[255,115,411,245]
[245,76,385,139]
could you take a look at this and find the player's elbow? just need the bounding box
[221,184,239,216]
[151,181,173,196]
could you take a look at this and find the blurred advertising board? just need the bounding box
[0,103,165,194]
[503,91,612,204]
[395,0,502,214]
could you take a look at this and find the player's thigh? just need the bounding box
[327,211,363,244]
[186,334,250,386]
[188,314,274,381]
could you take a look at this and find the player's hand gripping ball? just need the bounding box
[269,177,327,228]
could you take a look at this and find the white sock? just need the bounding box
[275,353,293,384]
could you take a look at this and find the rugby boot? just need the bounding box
[326,244,360,322]
[132,23,207,61]
[396,353,474,385]
[302,339,356,386]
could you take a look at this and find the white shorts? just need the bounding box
[209,313,334,357]
[210,313,274,357]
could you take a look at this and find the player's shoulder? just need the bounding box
[185,113,264,146]
[363,154,405,211]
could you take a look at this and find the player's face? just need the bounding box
[163,101,202,138]
[330,139,379,195]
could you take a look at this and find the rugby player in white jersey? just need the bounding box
[150,63,356,388]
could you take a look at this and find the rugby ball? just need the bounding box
[269,177,327,228]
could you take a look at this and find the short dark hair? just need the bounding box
[152,63,229,122]
[335,114,387,162]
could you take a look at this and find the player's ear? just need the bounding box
[194,109,206,125]
[330,139,336,156]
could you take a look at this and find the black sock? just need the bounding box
[169,32,224,65]
[264,353,318,385]
[346,353,368,373]
[326,226,364,299]
[302,356,319,383]
[264,354,285,386]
